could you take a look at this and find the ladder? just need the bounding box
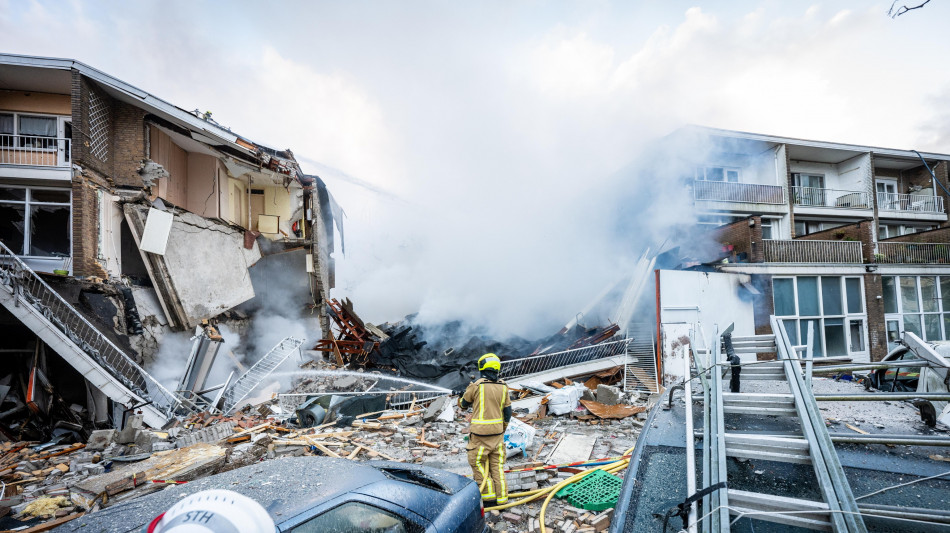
[690,319,867,532]
[222,337,304,414]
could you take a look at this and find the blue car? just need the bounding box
[53,457,488,533]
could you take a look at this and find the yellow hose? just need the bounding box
[484,444,637,533]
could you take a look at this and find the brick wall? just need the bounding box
[112,101,147,188]
[71,168,109,279]
[863,273,887,361]
[710,215,764,262]
[795,219,875,262]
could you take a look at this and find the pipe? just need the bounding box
[815,393,950,401]
[828,434,950,446]
[810,361,930,373]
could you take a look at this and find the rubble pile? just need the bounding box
[0,353,653,532]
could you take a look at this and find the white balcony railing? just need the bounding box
[877,242,950,264]
[693,181,785,205]
[763,239,862,263]
[0,134,71,167]
[792,187,872,209]
[877,192,944,214]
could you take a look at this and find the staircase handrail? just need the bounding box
[0,241,182,417]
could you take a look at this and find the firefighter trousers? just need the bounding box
[467,433,507,504]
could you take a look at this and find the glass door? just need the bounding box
[876,179,899,209]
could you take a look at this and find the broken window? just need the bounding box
[883,275,950,342]
[696,166,740,182]
[0,186,70,257]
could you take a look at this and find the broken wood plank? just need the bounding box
[845,423,869,435]
[346,446,362,460]
[304,437,341,458]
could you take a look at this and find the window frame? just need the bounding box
[696,165,741,183]
[772,275,868,359]
[882,275,950,343]
[0,185,72,258]
[0,111,69,151]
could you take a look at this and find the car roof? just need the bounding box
[54,457,394,533]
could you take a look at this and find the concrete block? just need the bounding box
[423,396,450,423]
[596,385,622,406]
[86,429,116,451]
[124,413,145,430]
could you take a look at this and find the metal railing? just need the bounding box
[499,338,632,380]
[792,186,871,209]
[877,242,950,264]
[0,134,70,167]
[693,181,785,205]
[0,241,182,416]
[763,239,862,263]
[277,389,447,416]
[877,192,945,214]
[624,322,659,393]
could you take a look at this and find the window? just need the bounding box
[0,186,70,257]
[696,166,740,182]
[696,214,741,227]
[792,173,826,206]
[761,218,774,240]
[287,502,421,533]
[794,220,842,237]
[773,276,867,358]
[882,275,950,342]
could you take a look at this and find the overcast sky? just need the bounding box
[3,1,949,338]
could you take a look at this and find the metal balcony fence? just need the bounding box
[0,241,182,416]
[499,338,632,380]
[763,239,862,263]
[0,134,71,167]
[877,242,950,264]
[792,186,871,209]
[877,192,945,214]
[693,181,785,205]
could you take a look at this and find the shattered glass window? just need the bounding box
[882,276,898,314]
[29,205,69,257]
[773,278,795,316]
[0,203,26,254]
[823,318,845,357]
[925,314,941,340]
[0,187,70,257]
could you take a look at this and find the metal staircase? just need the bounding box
[221,336,304,414]
[0,242,181,428]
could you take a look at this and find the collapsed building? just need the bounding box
[0,54,342,435]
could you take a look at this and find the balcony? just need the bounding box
[0,134,71,167]
[791,186,872,209]
[763,239,862,263]
[693,181,785,205]
[877,192,944,215]
[877,242,950,264]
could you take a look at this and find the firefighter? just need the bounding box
[457,353,512,507]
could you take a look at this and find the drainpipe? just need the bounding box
[912,150,950,199]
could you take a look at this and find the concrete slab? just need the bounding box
[545,433,597,465]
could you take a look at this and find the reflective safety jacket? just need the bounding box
[461,378,511,436]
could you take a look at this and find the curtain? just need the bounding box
[18,116,57,137]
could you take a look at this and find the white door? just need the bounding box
[58,119,71,166]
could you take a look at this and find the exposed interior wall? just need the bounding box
[226,177,244,226]
[149,128,188,206]
[185,153,218,218]
[0,90,71,115]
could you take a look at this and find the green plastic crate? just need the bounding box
[555,469,623,511]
